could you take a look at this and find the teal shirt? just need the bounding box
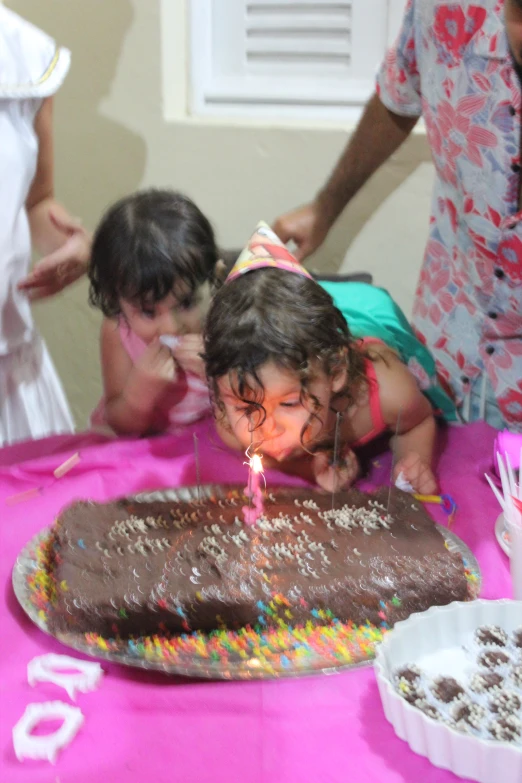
[319,281,458,422]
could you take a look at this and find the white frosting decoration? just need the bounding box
[318,501,393,532]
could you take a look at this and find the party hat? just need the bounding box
[226,221,313,283]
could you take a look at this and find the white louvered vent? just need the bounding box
[245,1,353,73]
[189,0,407,121]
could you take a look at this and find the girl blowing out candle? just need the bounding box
[204,223,458,495]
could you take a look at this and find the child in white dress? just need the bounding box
[0,7,91,446]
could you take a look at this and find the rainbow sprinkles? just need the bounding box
[28,535,388,675]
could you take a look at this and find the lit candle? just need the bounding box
[243,453,265,525]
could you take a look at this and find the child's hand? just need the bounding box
[172,335,205,379]
[313,447,360,493]
[128,341,177,402]
[393,452,438,495]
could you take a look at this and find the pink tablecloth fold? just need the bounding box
[0,420,510,783]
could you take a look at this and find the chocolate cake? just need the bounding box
[47,486,469,638]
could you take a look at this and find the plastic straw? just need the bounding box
[497,452,515,521]
[485,473,506,512]
[506,451,517,498]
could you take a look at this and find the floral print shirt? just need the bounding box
[377,0,522,429]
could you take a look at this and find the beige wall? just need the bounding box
[8,0,432,428]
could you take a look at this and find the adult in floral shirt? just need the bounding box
[274,0,522,431]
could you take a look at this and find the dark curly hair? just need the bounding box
[89,189,219,317]
[203,269,368,450]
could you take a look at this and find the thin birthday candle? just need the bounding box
[498,451,515,522]
[193,434,201,502]
[250,454,264,514]
[506,450,517,499]
[53,452,81,479]
[387,408,402,515]
[484,473,506,512]
[331,411,341,511]
[242,438,265,526]
[248,431,253,521]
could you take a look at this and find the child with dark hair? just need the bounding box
[204,223,457,494]
[89,189,222,436]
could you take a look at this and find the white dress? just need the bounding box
[0,7,74,447]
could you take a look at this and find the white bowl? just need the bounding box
[374,600,522,783]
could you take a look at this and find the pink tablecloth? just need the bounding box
[0,420,511,783]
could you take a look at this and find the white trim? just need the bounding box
[188,0,213,116]
[160,0,189,119]
[0,46,71,99]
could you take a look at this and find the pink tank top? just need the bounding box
[91,322,211,431]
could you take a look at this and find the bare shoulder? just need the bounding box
[371,349,432,430]
[100,318,132,399]
[100,317,122,346]
[364,341,399,363]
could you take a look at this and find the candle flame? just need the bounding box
[251,453,263,474]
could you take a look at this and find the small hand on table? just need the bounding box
[393,451,438,495]
[313,446,360,493]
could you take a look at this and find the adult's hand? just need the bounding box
[272,202,330,263]
[273,96,419,264]
[18,209,91,300]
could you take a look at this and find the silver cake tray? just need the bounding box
[12,485,481,680]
